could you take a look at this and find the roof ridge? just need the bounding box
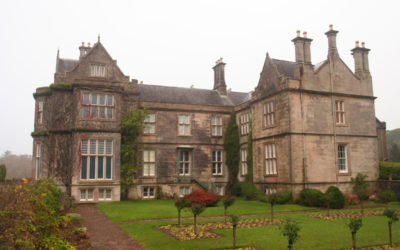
[271,58,295,64]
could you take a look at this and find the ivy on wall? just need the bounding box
[223,112,240,194]
[245,126,253,183]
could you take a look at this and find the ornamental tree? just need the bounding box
[383,208,399,247]
[348,218,362,250]
[222,195,235,224]
[230,214,240,250]
[281,220,301,250]
[190,203,206,235]
[267,193,278,223]
[174,197,188,226]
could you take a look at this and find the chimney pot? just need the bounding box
[329,24,333,30]
[88,42,91,47]
[361,42,365,48]
[296,30,301,37]
[355,41,359,47]
[303,31,307,38]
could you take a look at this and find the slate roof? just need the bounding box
[271,59,296,78]
[138,84,250,106]
[57,58,78,74]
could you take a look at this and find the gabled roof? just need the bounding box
[271,59,296,78]
[138,84,250,107]
[57,58,78,74]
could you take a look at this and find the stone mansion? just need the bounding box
[32,25,387,202]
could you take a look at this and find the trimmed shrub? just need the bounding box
[232,182,264,200]
[345,193,360,206]
[379,161,400,180]
[376,190,397,203]
[275,191,293,204]
[185,190,220,207]
[324,186,345,209]
[299,188,325,207]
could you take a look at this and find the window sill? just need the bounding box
[212,174,223,177]
[338,171,350,176]
[336,124,348,127]
[264,174,278,177]
[178,134,192,137]
[263,124,277,130]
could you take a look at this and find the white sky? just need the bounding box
[1,0,400,155]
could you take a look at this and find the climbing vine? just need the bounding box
[120,108,147,200]
[245,125,253,183]
[223,112,240,194]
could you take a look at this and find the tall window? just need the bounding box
[241,148,248,175]
[265,144,277,175]
[212,151,223,175]
[338,145,348,173]
[143,150,155,177]
[178,150,191,176]
[81,139,113,180]
[240,113,251,136]
[38,101,43,125]
[99,189,112,201]
[179,186,191,197]
[36,143,41,179]
[82,93,114,119]
[144,114,156,134]
[143,186,155,199]
[178,115,190,135]
[335,101,345,125]
[263,101,275,127]
[90,65,106,77]
[211,116,222,136]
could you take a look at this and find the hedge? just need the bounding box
[379,161,400,180]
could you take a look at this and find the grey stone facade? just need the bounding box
[32,26,385,202]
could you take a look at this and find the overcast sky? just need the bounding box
[1,0,399,155]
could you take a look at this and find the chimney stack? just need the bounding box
[351,41,370,76]
[325,24,339,57]
[213,58,227,95]
[79,42,91,59]
[291,30,313,64]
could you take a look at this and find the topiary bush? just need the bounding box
[299,188,325,207]
[185,190,220,207]
[324,186,345,209]
[376,190,397,204]
[232,182,264,200]
[275,191,293,204]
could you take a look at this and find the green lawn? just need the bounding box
[97,198,315,221]
[119,213,400,250]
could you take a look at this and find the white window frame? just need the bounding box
[241,148,248,176]
[82,93,114,120]
[335,100,346,125]
[240,113,251,136]
[80,189,94,201]
[38,101,43,125]
[178,150,191,176]
[338,144,348,173]
[178,114,191,135]
[265,188,277,195]
[143,150,155,177]
[143,186,155,199]
[144,113,156,134]
[216,186,224,196]
[211,116,222,136]
[36,143,41,179]
[179,186,191,197]
[90,65,106,77]
[263,101,275,127]
[265,143,277,175]
[212,150,223,175]
[80,139,113,180]
[99,188,112,201]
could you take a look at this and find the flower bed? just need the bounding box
[309,210,387,220]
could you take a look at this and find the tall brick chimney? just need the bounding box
[325,24,339,57]
[213,58,227,95]
[351,41,370,77]
[79,42,91,59]
[291,30,313,64]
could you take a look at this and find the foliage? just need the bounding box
[175,197,189,226]
[232,182,264,200]
[348,218,363,233]
[383,208,399,224]
[222,195,235,208]
[230,214,240,226]
[389,143,400,162]
[0,164,6,182]
[184,190,220,207]
[0,179,88,249]
[275,191,293,204]
[120,108,147,200]
[245,127,253,183]
[280,220,301,249]
[223,112,240,194]
[30,130,50,137]
[345,193,361,206]
[376,190,397,203]
[190,203,206,234]
[324,186,345,209]
[379,161,400,180]
[351,173,370,201]
[299,189,326,207]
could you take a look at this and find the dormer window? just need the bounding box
[90,65,105,77]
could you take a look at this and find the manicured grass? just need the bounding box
[119,213,400,250]
[97,198,315,222]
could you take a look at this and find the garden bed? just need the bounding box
[309,210,385,220]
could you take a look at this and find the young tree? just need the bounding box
[348,218,362,250]
[190,203,206,235]
[281,220,301,250]
[268,193,278,223]
[174,197,188,226]
[224,113,240,194]
[120,108,147,200]
[0,164,6,182]
[230,214,240,250]
[383,208,398,247]
[222,195,235,224]
[351,173,369,216]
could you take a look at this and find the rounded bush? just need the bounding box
[324,186,345,209]
[185,190,220,207]
[376,190,397,203]
[299,188,325,207]
[275,191,292,204]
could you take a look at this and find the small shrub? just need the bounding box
[232,182,263,200]
[345,193,360,206]
[275,191,292,204]
[299,189,325,207]
[324,186,345,209]
[376,190,397,204]
[185,190,220,207]
[280,220,301,250]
